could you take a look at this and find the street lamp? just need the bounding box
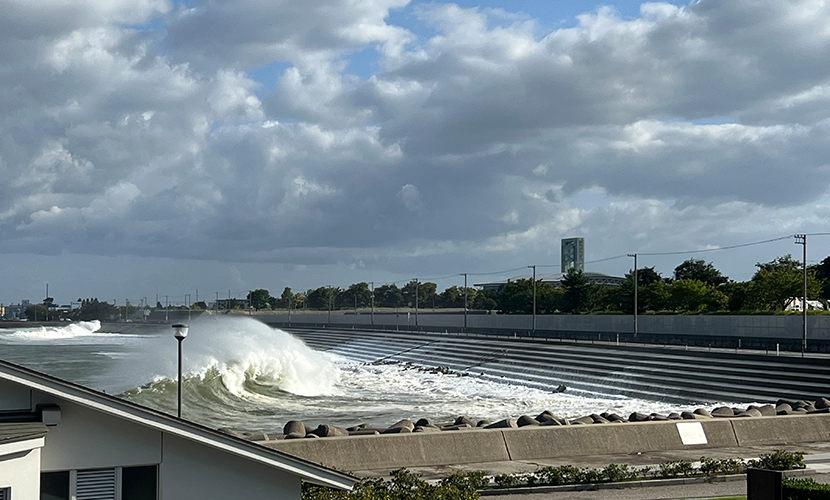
[527,265,536,332]
[172,323,188,418]
[795,234,807,354]
[461,273,468,333]
[628,254,638,339]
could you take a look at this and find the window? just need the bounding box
[122,466,157,500]
[40,471,69,500]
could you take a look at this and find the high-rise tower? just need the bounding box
[561,237,585,272]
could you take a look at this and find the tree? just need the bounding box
[616,267,668,313]
[746,255,822,311]
[68,298,118,321]
[561,269,594,313]
[437,286,478,309]
[401,281,437,307]
[673,259,728,287]
[667,279,727,313]
[811,256,830,301]
[496,279,534,314]
[374,284,403,308]
[306,287,338,310]
[342,283,372,309]
[473,289,498,310]
[247,289,271,310]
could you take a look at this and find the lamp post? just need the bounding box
[628,254,638,339]
[415,279,420,328]
[171,323,189,418]
[461,273,468,333]
[527,266,536,332]
[795,235,807,354]
[370,281,374,326]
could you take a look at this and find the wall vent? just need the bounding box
[76,469,116,500]
[0,486,9,500]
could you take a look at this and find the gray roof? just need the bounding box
[0,422,48,445]
[474,271,625,287]
[0,360,355,490]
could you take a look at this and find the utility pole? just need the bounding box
[628,254,638,339]
[527,266,536,332]
[165,295,169,323]
[370,281,374,326]
[795,234,807,353]
[461,273,468,333]
[415,279,419,328]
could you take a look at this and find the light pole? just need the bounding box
[628,254,638,339]
[185,294,191,321]
[795,234,807,353]
[327,286,332,325]
[415,279,419,328]
[165,295,169,323]
[370,281,374,326]
[527,266,536,332]
[172,323,189,419]
[461,273,468,332]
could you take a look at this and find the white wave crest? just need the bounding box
[1,320,107,341]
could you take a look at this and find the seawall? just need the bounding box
[261,414,830,472]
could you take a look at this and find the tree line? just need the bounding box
[23,254,830,321]
[245,254,830,315]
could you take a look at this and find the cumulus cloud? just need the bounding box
[3,0,830,301]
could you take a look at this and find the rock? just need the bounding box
[455,416,476,427]
[667,413,682,420]
[348,429,380,436]
[285,433,306,439]
[693,408,712,418]
[346,423,373,432]
[570,416,594,425]
[388,419,415,431]
[443,423,472,430]
[650,414,669,421]
[382,426,412,434]
[540,417,562,426]
[629,412,651,422]
[776,403,793,414]
[414,425,441,432]
[682,411,710,420]
[304,433,320,438]
[590,414,610,424]
[217,427,245,439]
[517,415,540,427]
[476,420,491,427]
[311,424,349,438]
[552,384,567,393]
[283,420,307,436]
[744,409,763,417]
[808,408,830,414]
[484,418,518,429]
[777,398,800,407]
[605,413,626,422]
[536,411,556,422]
[711,406,734,417]
[756,405,776,416]
[415,418,433,428]
[244,432,269,441]
[791,408,809,414]
[815,397,830,409]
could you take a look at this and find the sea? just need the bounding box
[0,316,708,434]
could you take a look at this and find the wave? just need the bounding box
[122,317,340,403]
[0,320,119,342]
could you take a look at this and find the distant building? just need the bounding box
[784,297,826,311]
[474,271,625,292]
[561,237,585,272]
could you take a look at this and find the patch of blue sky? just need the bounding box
[249,61,292,98]
[120,17,167,32]
[345,46,382,81]
[691,116,742,126]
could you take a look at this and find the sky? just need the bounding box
[3,0,830,306]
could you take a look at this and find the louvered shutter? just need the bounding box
[76,469,116,500]
[0,486,9,500]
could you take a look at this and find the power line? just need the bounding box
[636,235,794,257]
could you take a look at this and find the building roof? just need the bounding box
[0,422,48,446]
[474,271,625,288]
[0,359,355,490]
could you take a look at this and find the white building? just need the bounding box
[784,297,826,311]
[0,360,354,500]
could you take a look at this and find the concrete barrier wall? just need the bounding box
[502,420,738,461]
[256,312,830,341]
[263,416,827,471]
[731,414,830,447]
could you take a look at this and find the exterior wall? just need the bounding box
[0,378,32,409]
[33,397,162,472]
[0,441,42,500]
[160,434,300,500]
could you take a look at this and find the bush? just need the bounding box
[655,459,694,478]
[601,463,640,482]
[783,477,830,500]
[749,450,806,471]
[699,456,747,476]
[493,474,518,488]
[302,468,485,500]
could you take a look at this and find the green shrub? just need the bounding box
[301,468,484,500]
[749,450,806,471]
[783,477,830,500]
[601,463,639,482]
[655,459,694,478]
[493,474,518,488]
[699,456,747,476]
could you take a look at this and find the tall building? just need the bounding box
[561,237,585,272]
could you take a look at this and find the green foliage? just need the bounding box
[783,477,830,500]
[68,298,118,321]
[673,259,728,286]
[301,469,484,500]
[493,474,518,488]
[668,279,728,313]
[247,289,271,310]
[374,284,403,308]
[698,457,746,476]
[655,459,694,478]
[746,255,822,311]
[748,450,805,470]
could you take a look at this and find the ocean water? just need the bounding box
[0,317,706,433]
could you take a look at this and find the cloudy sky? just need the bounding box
[3,0,830,306]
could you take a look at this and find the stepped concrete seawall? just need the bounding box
[261,414,830,472]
